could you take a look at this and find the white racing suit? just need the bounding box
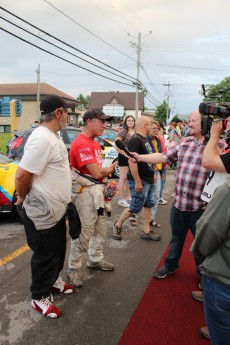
[68,169,109,269]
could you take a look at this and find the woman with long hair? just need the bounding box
[114,115,135,209]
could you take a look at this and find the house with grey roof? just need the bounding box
[88,91,145,119]
[0,83,81,132]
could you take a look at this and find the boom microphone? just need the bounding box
[115,140,137,162]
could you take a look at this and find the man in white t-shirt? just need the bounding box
[15,95,75,318]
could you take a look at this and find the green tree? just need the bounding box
[155,100,170,123]
[171,115,179,122]
[76,94,90,106]
[205,76,230,102]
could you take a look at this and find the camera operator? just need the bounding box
[202,119,230,172]
[191,119,230,344]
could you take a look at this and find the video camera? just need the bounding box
[199,102,230,140]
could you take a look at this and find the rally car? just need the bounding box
[0,152,22,217]
[7,127,120,178]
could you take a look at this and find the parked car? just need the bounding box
[101,127,119,141]
[0,152,22,218]
[7,128,33,159]
[6,126,120,178]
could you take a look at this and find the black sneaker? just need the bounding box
[141,231,161,241]
[112,222,122,240]
[154,266,175,279]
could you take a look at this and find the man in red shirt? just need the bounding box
[68,109,117,288]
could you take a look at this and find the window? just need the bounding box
[0,125,11,133]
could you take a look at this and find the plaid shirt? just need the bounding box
[164,137,209,211]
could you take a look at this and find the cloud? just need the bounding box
[1,0,230,114]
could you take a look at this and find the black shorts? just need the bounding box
[118,153,128,167]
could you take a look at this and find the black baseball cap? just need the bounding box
[40,95,72,114]
[83,108,113,122]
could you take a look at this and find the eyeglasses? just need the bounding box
[152,127,160,130]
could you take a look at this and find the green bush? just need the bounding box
[0,133,11,154]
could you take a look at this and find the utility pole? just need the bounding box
[164,81,171,123]
[129,31,152,119]
[36,64,40,121]
[135,33,141,119]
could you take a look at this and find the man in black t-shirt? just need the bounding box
[112,116,161,242]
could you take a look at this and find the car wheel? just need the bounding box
[12,192,24,220]
[112,159,120,178]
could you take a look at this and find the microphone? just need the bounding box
[115,140,138,162]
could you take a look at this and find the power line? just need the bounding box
[145,95,159,107]
[141,66,164,101]
[0,7,137,83]
[88,0,128,35]
[0,27,135,88]
[122,0,152,33]
[145,91,161,106]
[42,0,136,63]
[1,16,136,84]
[156,63,230,72]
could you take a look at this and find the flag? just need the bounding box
[168,108,176,123]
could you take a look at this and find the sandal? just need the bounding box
[149,220,161,228]
[129,214,136,226]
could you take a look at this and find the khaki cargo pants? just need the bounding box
[68,186,107,269]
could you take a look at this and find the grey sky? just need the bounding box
[1,0,230,115]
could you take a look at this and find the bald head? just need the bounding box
[188,109,201,120]
[135,116,152,136]
[188,109,202,138]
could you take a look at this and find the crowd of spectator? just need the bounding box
[15,96,230,344]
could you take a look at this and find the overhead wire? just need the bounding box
[145,92,161,106]
[156,63,230,72]
[0,5,163,108]
[0,27,134,88]
[88,0,128,35]
[145,95,160,107]
[141,66,165,101]
[121,0,152,33]
[42,0,136,62]
[1,16,136,84]
[0,7,137,83]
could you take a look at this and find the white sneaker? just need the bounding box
[31,295,61,318]
[158,198,167,205]
[52,276,75,294]
[118,199,130,208]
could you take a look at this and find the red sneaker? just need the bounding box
[51,277,75,294]
[31,295,61,318]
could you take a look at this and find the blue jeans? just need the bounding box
[150,171,161,221]
[203,275,230,345]
[164,204,204,271]
[128,179,155,214]
[160,169,166,199]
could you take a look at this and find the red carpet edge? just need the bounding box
[118,232,207,345]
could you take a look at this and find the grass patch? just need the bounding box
[0,133,11,154]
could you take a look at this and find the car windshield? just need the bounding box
[0,152,13,163]
[101,128,118,141]
[65,128,82,144]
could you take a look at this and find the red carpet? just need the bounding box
[118,233,207,345]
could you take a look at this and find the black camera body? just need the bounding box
[199,102,230,140]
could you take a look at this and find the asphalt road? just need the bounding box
[0,171,176,345]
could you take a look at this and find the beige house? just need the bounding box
[0,83,81,132]
[88,91,145,120]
